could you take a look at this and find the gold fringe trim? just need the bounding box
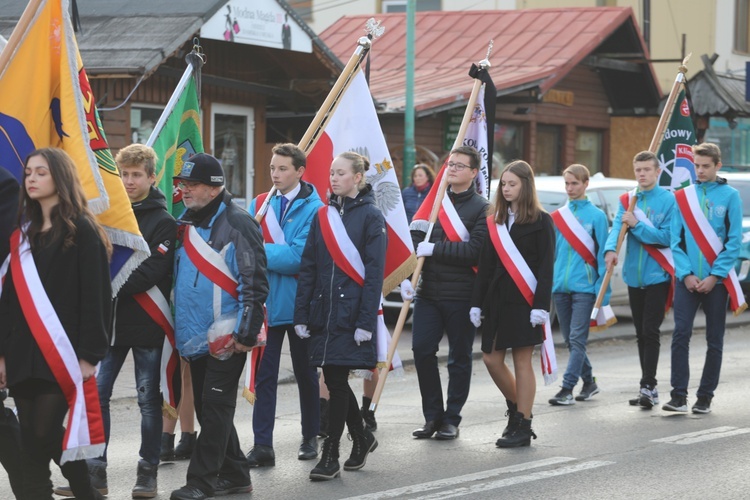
[733,302,748,316]
[589,316,618,333]
[162,401,178,420]
[242,387,256,405]
[382,254,418,295]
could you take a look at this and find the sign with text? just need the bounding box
[201,0,312,53]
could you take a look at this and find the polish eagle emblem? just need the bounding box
[349,146,401,216]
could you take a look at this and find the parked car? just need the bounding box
[720,172,750,295]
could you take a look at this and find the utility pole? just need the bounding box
[403,0,416,185]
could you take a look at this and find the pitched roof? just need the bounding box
[320,7,662,114]
[689,54,750,118]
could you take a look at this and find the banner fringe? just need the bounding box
[162,401,178,420]
[60,443,106,465]
[242,387,256,405]
[382,254,417,295]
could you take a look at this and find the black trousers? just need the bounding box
[12,379,94,500]
[321,365,365,444]
[628,281,670,388]
[0,393,23,498]
[186,353,250,495]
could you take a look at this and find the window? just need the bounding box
[211,104,255,208]
[535,125,562,175]
[706,116,750,167]
[574,129,603,173]
[130,105,165,144]
[493,122,524,179]
[381,0,441,13]
[736,0,750,53]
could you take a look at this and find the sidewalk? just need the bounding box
[108,307,750,401]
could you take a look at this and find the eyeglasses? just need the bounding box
[447,161,471,171]
[177,181,202,191]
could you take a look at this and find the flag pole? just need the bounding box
[590,54,691,330]
[0,0,44,77]
[255,19,384,223]
[370,43,494,412]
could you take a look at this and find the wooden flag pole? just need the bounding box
[255,19,384,223]
[0,0,44,77]
[590,54,691,328]
[370,44,494,412]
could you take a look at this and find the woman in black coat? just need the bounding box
[294,152,386,481]
[0,148,112,500]
[470,160,554,449]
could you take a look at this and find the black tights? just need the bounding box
[322,365,365,444]
[14,384,94,500]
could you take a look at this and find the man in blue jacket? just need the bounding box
[245,143,322,467]
[170,154,268,500]
[664,143,742,414]
[605,151,675,409]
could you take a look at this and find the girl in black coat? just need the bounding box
[470,160,555,448]
[0,148,112,500]
[294,152,386,481]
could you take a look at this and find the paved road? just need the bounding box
[2,311,750,499]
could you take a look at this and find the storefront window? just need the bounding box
[130,105,164,144]
[493,122,524,178]
[706,117,750,168]
[535,124,562,175]
[574,129,603,173]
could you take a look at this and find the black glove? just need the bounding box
[236,305,258,348]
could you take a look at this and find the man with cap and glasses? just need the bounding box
[169,153,268,500]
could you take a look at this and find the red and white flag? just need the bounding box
[305,70,415,293]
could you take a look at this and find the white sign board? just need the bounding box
[201,0,312,53]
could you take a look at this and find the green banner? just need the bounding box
[657,89,696,191]
[151,77,204,216]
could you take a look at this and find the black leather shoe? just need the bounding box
[298,436,319,460]
[412,420,441,439]
[246,444,275,467]
[434,423,459,440]
[214,477,253,496]
[170,484,208,500]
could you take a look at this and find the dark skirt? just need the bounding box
[481,301,544,352]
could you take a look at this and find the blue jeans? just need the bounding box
[411,298,474,426]
[94,346,162,466]
[252,325,319,446]
[554,292,596,390]
[670,279,728,399]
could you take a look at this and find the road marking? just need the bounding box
[652,426,750,445]
[341,457,600,500]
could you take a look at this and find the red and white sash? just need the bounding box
[181,225,268,403]
[256,192,286,245]
[437,196,477,273]
[620,191,676,311]
[8,230,105,463]
[486,217,557,385]
[674,185,748,313]
[318,206,401,370]
[132,287,178,418]
[551,205,597,267]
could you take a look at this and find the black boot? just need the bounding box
[496,412,536,448]
[159,432,175,461]
[309,438,340,481]
[318,398,329,438]
[343,428,378,471]
[361,396,377,432]
[132,460,158,499]
[502,400,520,437]
[173,431,197,460]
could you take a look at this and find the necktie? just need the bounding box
[278,195,288,222]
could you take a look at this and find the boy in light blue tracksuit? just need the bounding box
[663,143,743,415]
[549,164,610,406]
[245,143,323,467]
[605,151,675,409]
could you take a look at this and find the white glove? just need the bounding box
[530,309,549,327]
[294,324,310,339]
[354,328,372,346]
[469,307,482,328]
[416,241,435,258]
[400,279,415,301]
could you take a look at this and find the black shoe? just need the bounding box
[160,432,175,461]
[343,428,378,471]
[246,444,275,467]
[298,436,319,460]
[502,400,519,437]
[434,423,459,440]
[575,378,600,401]
[496,412,536,448]
[692,395,712,414]
[361,396,378,432]
[214,477,253,496]
[132,460,158,499]
[662,395,688,413]
[55,461,109,496]
[309,438,340,481]
[549,387,575,406]
[170,485,208,500]
[412,420,441,439]
[173,431,197,460]
[318,398,330,438]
